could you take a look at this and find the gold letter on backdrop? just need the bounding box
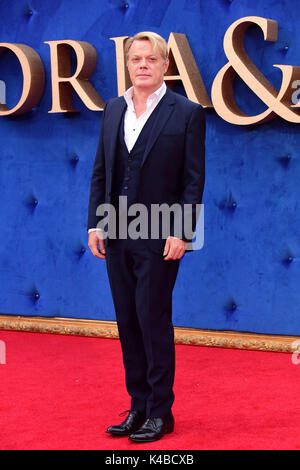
[211,16,300,125]
[165,33,212,107]
[44,40,104,113]
[110,33,212,107]
[110,36,131,97]
[0,43,45,116]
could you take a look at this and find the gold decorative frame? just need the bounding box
[0,315,298,353]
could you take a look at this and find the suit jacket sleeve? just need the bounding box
[171,104,206,242]
[87,104,107,231]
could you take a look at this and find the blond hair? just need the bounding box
[125,31,168,60]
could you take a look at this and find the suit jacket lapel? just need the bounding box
[105,97,127,170]
[105,89,176,170]
[141,88,176,167]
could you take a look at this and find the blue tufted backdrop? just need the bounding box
[0,0,299,335]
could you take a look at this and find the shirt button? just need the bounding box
[123,186,128,190]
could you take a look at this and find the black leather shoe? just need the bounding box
[106,410,146,436]
[129,413,174,442]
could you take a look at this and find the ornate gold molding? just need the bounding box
[0,315,298,353]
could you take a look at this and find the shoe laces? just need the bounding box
[143,417,159,430]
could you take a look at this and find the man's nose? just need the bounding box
[139,57,148,67]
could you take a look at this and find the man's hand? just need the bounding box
[163,236,186,260]
[88,230,106,260]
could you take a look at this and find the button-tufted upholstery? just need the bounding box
[0,0,299,335]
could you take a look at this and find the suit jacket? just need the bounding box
[87,87,206,253]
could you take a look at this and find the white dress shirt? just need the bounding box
[123,81,167,152]
[89,81,167,233]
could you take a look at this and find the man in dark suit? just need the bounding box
[87,31,205,442]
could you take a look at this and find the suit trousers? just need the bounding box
[105,235,180,418]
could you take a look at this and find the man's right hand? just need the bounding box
[88,230,106,260]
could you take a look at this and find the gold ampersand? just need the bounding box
[211,16,300,125]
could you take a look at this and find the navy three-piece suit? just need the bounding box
[88,87,205,418]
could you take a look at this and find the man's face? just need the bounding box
[127,39,169,93]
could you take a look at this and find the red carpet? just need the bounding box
[0,329,299,450]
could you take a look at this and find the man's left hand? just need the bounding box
[163,236,186,260]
